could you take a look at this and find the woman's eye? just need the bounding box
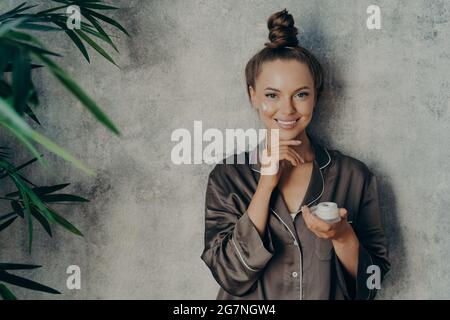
[265,93,277,99]
[296,92,309,98]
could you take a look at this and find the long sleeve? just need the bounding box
[200,165,275,297]
[335,171,391,300]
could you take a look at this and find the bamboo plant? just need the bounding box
[0,0,128,299]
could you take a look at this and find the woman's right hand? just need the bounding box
[258,137,305,191]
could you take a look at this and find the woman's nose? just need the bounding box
[278,98,296,114]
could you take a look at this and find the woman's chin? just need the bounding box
[278,129,303,141]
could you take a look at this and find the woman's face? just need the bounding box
[249,59,316,141]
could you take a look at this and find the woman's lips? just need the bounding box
[274,118,300,129]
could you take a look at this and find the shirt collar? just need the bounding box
[248,130,331,173]
[248,131,332,237]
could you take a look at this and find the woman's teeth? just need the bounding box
[275,119,298,129]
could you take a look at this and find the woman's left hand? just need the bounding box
[301,205,352,242]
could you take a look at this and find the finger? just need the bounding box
[281,153,298,167]
[288,148,305,164]
[279,146,304,165]
[279,140,302,146]
[339,208,348,219]
[314,231,330,239]
[303,207,333,232]
[285,150,300,166]
[301,206,316,230]
[278,147,301,166]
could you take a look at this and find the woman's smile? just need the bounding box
[274,117,301,130]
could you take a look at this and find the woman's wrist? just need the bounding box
[332,222,357,244]
[257,178,276,194]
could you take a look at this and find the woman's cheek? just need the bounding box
[258,103,276,127]
[260,102,277,116]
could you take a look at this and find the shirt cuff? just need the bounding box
[335,244,378,300]
[232,211,275,272]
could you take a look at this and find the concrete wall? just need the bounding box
[0,0,449,299]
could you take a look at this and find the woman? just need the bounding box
[200,8,390,300]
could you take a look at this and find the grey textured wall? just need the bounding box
[0,0,449,299]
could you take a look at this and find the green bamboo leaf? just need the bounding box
[19,189,33,252]
[2,29,36,43]
[65,30,91,62]
[0,284,16,300]
[0,263,41,270]
[24,104,42,125]
[6,183,71,197]
[34,54,120,135]
[2,38,61,57]
[31,206,53,237]
[0,45,14,74]
[49,14,119,48]
[30,125,101,176]
[81,11,118,52]
[0,3,37,22]
[11,201,24,218]
[0,97,33,133]
[0,212,17,222]
[28,82,40,106]
[0,270,60,294]
[52,20,90,62]
[74,29,117,66]
[4,63,43,73]
[51,0,102,2]
[17,23,63,32]
[15,172,37,187]
[83,8,129,36]
[0,216,17,232]
[47,207,83,236]
[50,0,75,3]
[0,2,27,20]
[40,194,89,203]
[0,98,96,175]
[0,17,29,35]
[51,0,116,9]
[36,5,69,16]
[0,121,45,165]
[78,3,119,10]
[9,174,56,224]
[80,25,116,44]
[12,48,32,115]
[0,155,41,181]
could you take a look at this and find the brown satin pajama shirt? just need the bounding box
[200,132,390,300]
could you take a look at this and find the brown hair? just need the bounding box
[245,8,324,103]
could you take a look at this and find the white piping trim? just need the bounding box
[320,147,331,169]
[269,209,298,249]
[231,237,258,272]
[250,146,331,174]
[269,208,303,300]
[248,144,331,300]
[366,251,374,300]
[250,167,260,173]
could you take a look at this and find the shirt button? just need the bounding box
[292,271,298,278]
[293,240,298,246]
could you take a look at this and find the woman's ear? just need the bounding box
[248,85,258,110]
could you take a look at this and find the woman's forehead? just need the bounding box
[257,59,314,90]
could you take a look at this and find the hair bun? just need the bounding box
[265,8,299,49]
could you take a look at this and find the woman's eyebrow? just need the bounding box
[264,86,310,92]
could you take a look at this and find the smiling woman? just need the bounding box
[200,8,390,300]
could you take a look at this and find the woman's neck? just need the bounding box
[291,130,315,163]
